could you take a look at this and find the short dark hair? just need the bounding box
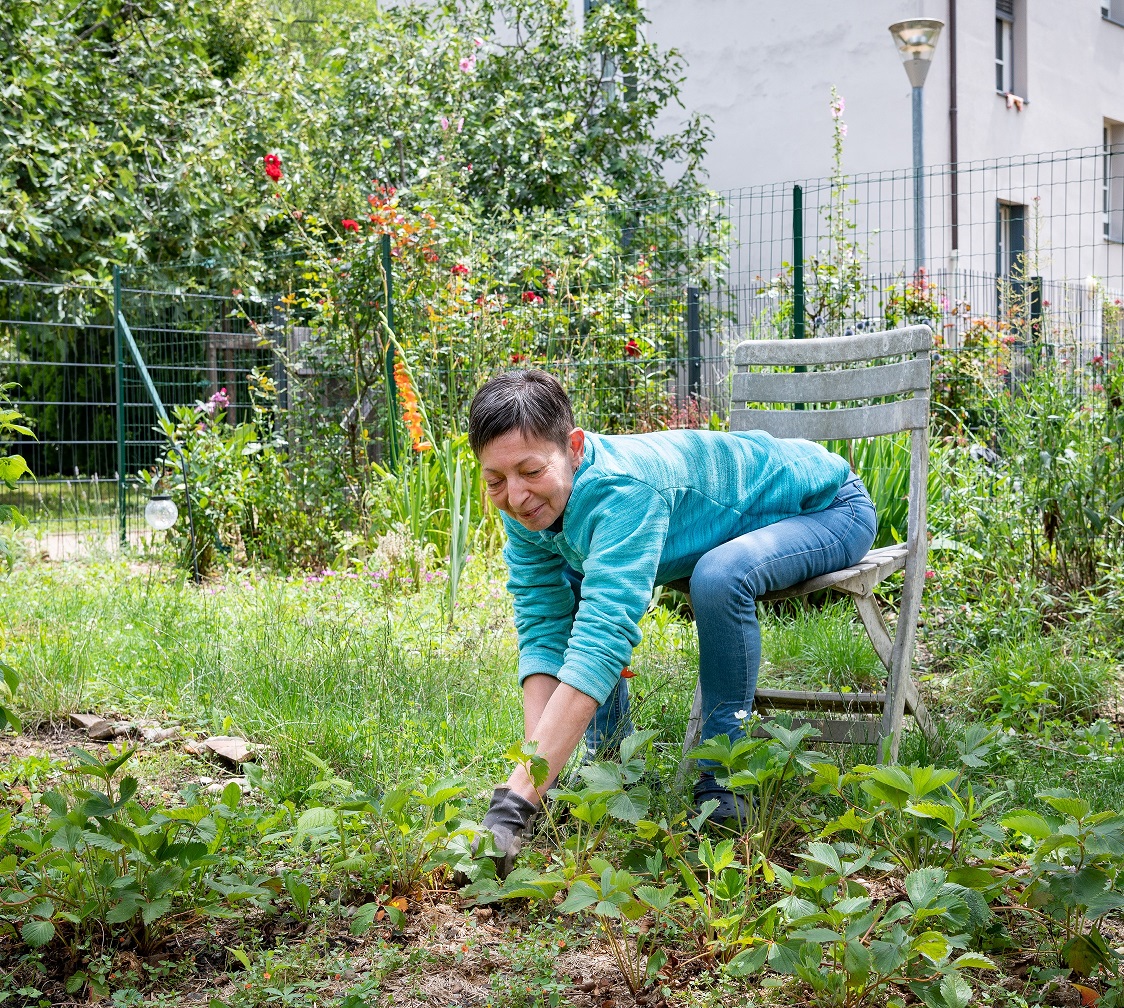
[468,370,575,455]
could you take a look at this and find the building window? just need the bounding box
[1105,122,1124,242]
[995,1,1015,93]
[1104,1,1124,26]
[997,202,1026,277]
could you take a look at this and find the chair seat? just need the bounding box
[758,544,908,601]
[662,544,908,602]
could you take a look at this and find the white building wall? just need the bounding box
[644,0,1124,188]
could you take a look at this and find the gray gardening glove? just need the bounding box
[476,787,538,880]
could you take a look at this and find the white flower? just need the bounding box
[734,709,750,721]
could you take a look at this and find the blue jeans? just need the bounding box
[689,472,877,749]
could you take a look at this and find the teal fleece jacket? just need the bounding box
[502,429,852,705]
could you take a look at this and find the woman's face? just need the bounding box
[479,428,585,531]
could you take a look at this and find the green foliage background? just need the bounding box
[0,0,710,285]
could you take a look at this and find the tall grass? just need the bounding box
[7,560,523,796]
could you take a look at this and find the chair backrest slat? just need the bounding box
[731,398,929,440]
[732,357,930,405]
[733,326,933,367]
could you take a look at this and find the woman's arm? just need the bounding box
[506,675,599,803]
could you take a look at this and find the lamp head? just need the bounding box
[145,494,179,531]
[889,18,944,89]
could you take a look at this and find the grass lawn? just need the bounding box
[2,554,1124,1006]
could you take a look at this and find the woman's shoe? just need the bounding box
[693,775,753,829]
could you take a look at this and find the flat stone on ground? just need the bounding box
[198,735,257,766]
[69,713,115,740]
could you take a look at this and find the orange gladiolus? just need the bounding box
[393,359,432,451]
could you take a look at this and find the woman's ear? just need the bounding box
[568,428,585,470]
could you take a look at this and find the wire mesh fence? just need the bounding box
[2,144,1122,557]
[0,275,277,555]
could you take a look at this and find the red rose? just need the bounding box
[510,353,526,363]
[521,291,543,304]
[625,339,641,357]
[451,263,470,276]
[341,219,359,232]
[263,153,282,182]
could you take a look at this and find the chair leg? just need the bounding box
[675,679,704,789]
[852,593,893,672]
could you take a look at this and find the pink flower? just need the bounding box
[456,117,464,133]
[1094,383,1105,392]
[839,123,848,137]
[473,36,483,48]
[203,387,230,416]
[925,570,936,579]
[459,54,476,72]
[440,116,450,131]
[1093,355,1105,366]
[831,96,845,119]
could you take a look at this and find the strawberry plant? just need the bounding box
[0,746,278,958]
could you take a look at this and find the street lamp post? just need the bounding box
[889,18,944,275]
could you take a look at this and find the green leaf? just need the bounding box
[220,781,242,810]
[1037,791,1090,821]
[725,944,769,978]
[294,806,336,842]
[618,728,658,764]
[1000,811,1053,840]
[284,873,312,915]
[141,897,173,925]
[905,867,948,909]
[633,883,677,912]
[0,455,31,482]
[607,787,649,824]
[350,903,380,936]
[20,919,55,948]
[557,880,599,915]
[907,801,957,829]
[800,841,842,874]
[950,952,996,970]
[1062,930,1112,978]
[948,974,978,1008]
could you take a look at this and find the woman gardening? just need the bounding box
[468,370,877,878]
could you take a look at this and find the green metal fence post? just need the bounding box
[113,265,126,545]
[381,234,400,469]
[792,185,806,410]
[792,184,806,340]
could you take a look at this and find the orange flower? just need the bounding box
[393,359,432,451]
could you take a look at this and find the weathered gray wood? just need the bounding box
[880,422,930,761]
[852,593,894,671]
[759,544,907,601]
[732,398,929,440]
[751,717,883,746]
[755,688,887,712]
[733,358,930,405]
[734,326,933,366]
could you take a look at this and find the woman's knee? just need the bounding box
[689,544,755,609]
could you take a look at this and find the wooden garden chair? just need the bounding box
[674,324,937,765]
